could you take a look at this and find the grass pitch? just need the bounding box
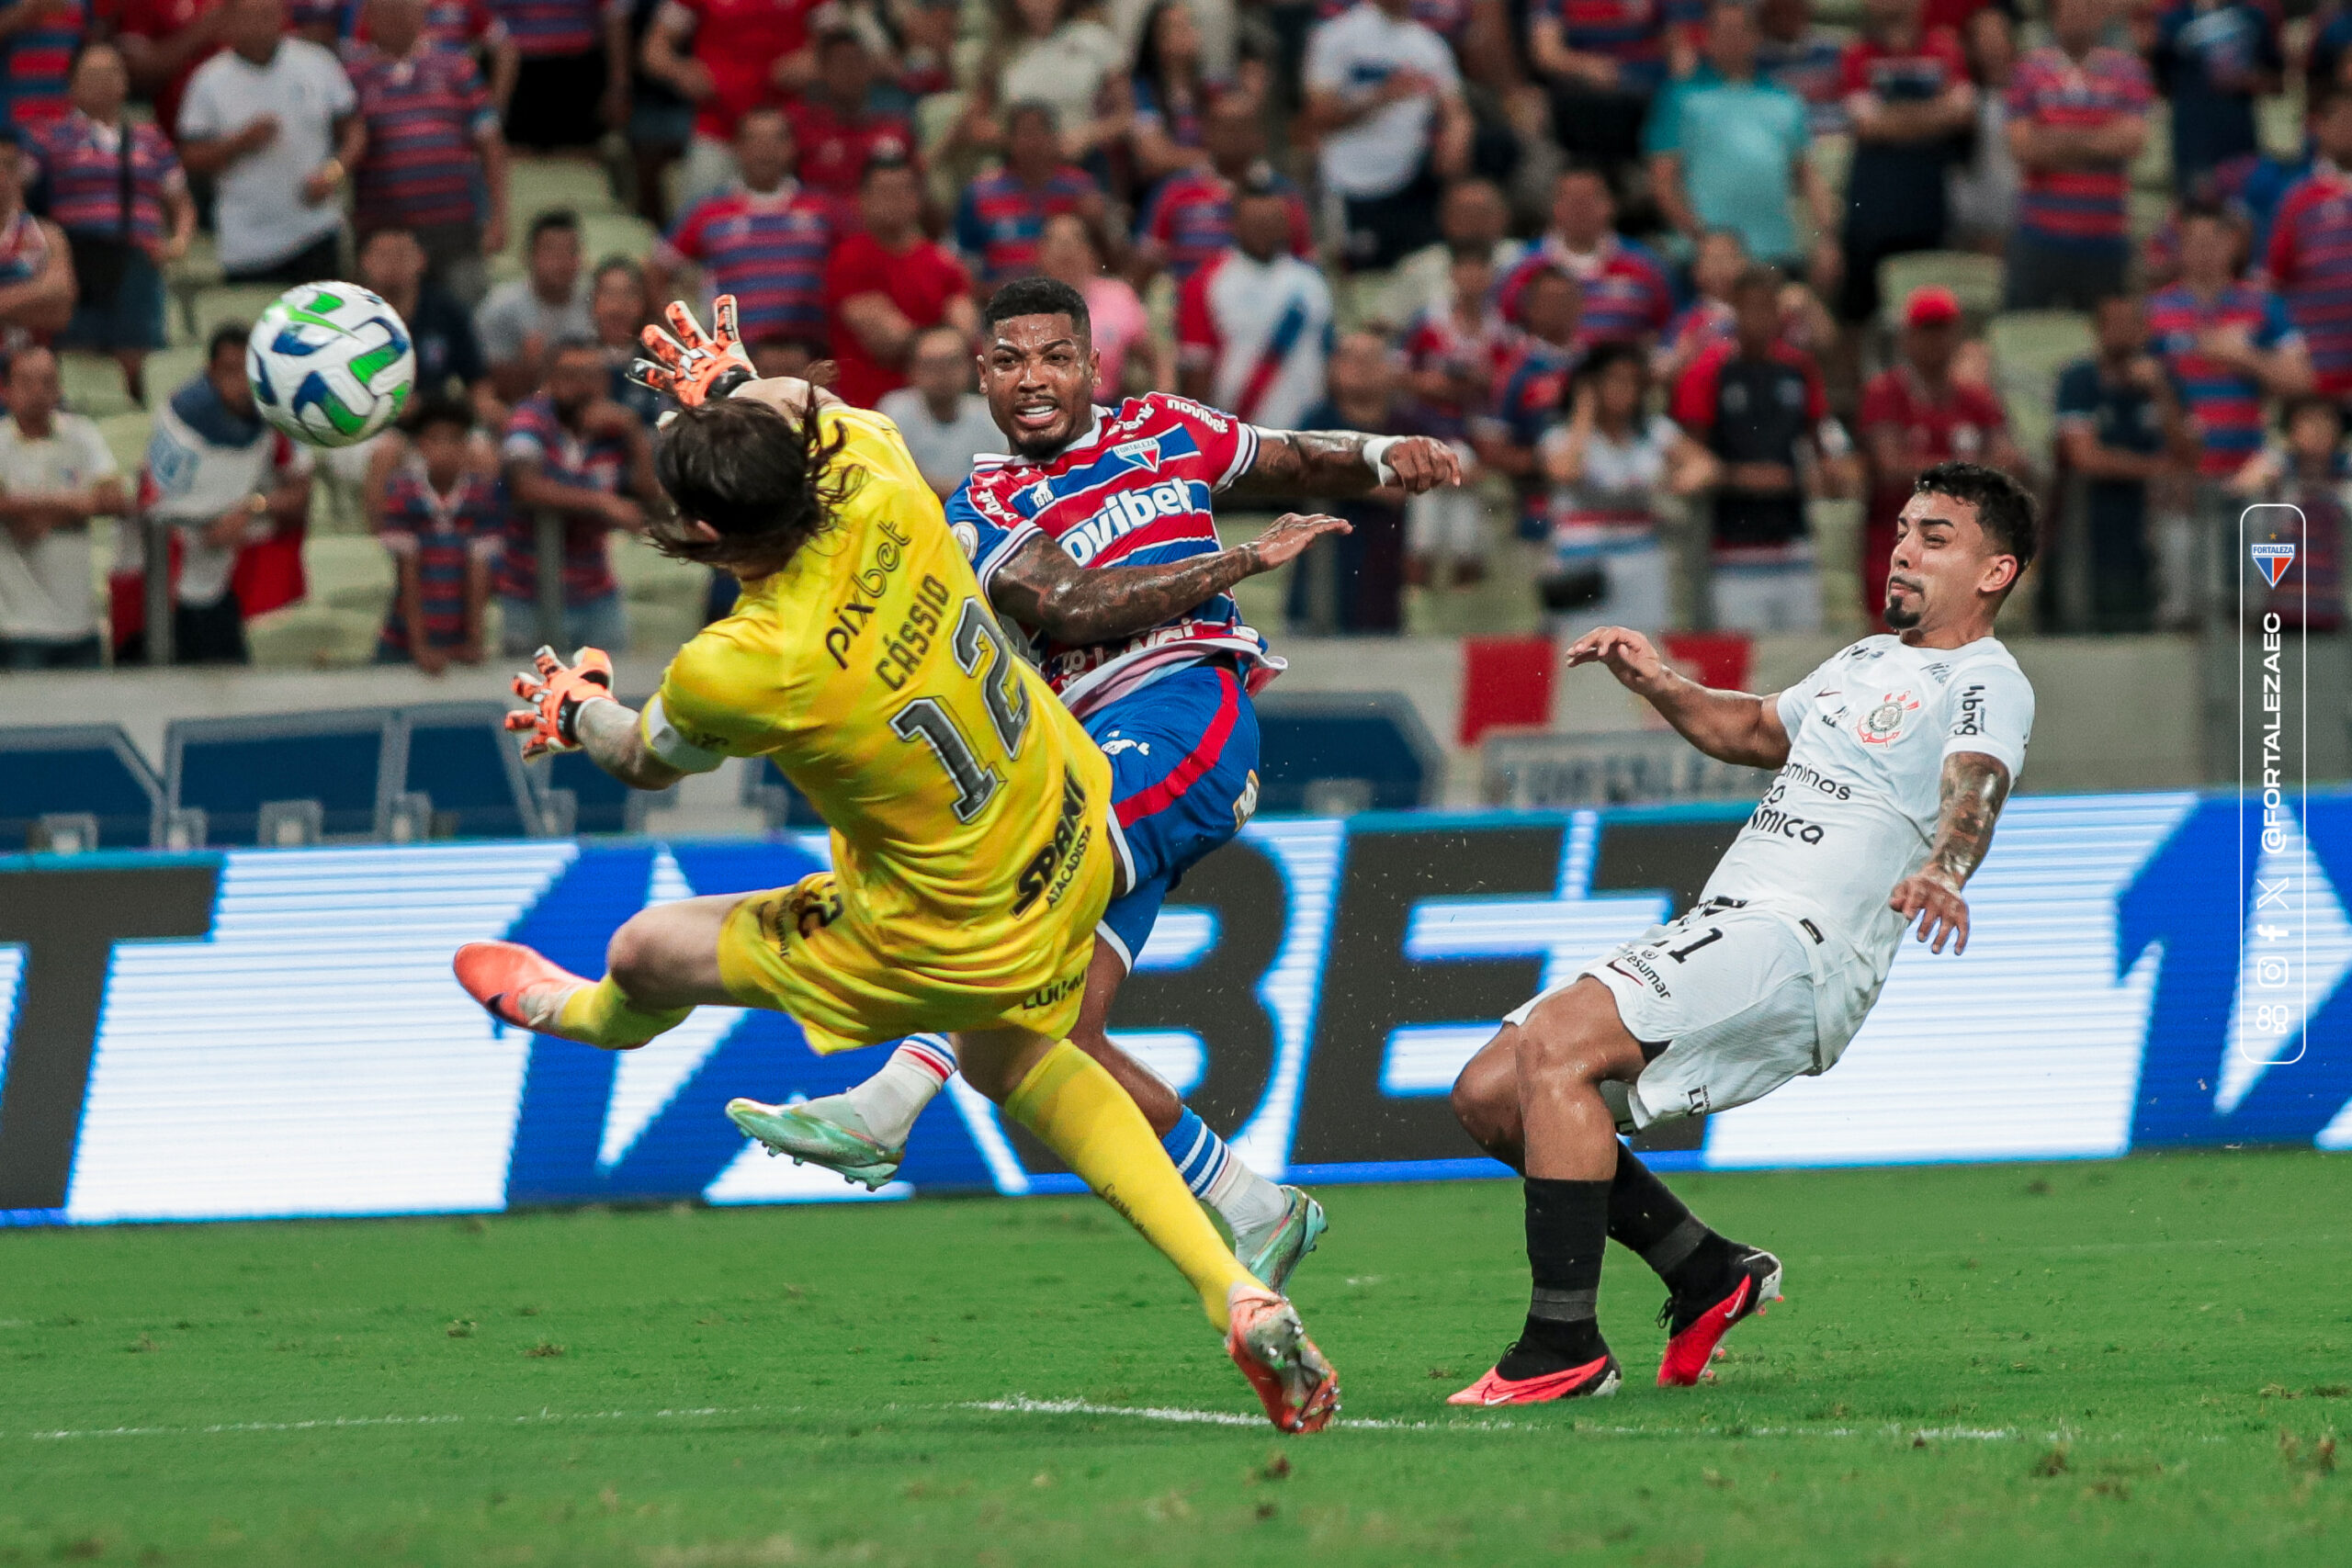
[4,1150,2348,1567]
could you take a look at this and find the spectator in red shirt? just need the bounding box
[1856,285,2021,623]
[115,0,229,144]
[347,0,512,305]
[786,28,916,229]
[641,0,820,206]
[823,150,978,409]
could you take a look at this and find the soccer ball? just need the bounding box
[246,282,416,449]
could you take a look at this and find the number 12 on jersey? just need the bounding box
[888,597,1032,822]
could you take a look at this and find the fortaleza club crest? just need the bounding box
[1858,690,1920,745]
[2252,541,2296,589]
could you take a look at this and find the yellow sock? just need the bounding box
[1006,1040,1260,1331]
[554,976,692,1050]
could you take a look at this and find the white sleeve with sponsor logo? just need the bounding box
[1941,657,2033,784]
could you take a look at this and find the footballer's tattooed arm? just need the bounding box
[988,513,1352,641]
[573,699,687,792]
[1888,751,2013,955]
[1220,429,1464,501]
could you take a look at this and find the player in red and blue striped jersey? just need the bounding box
[0,0,87,128]
[651,107,833,350]
[2266,92,2352,399]
[735,276,1463,1289]
[952,101,1103,289]
[2148,205,2311,479]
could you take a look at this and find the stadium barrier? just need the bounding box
[0,788,2345,1225]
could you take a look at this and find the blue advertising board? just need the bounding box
[0,789,2345,1225]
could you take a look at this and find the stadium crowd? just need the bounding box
[0,0,2343,671]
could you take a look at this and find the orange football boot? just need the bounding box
[453,941,592,1036]
[1226,1285,1340,1434]
[1448,1351,1622,1406]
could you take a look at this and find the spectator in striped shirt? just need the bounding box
[1498,164,1673,349]
[1527,0,1687,169]
[497,335,658,655]
[370,396,501,671]
[502,0,623,153]
[2148,204,2310,482]
[29,39,195,405]
[1134,96,1310,288]
[2001,0,2152,310]
[2266,92,2352,400]
[0,0,87,129]
[953,101,1106,289]
[1756,0,1845,135]
[347,0,510,306]
[0,137,75,355]
[650,107,834,355]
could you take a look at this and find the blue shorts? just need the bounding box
[1090,661,1260,968]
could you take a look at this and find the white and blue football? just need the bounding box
[246,282,416,449]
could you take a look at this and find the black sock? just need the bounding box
[1497,1177,1611,1378]
[1608,1144,1736,1295]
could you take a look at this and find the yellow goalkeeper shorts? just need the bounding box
[712,855,1113,1055]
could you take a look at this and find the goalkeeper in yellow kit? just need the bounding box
[452,300,1338,1433]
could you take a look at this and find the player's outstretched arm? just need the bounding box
[1220,428,1463,501]
[989,513,1352,642]
[507,646,685,790]
[1888,751,2012,955]
[1564,626,1793,770]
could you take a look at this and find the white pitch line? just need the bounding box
[13,1406,747,1442]
[967,1396,2051,1442]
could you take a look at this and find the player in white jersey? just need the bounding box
[1444,460,2040,1405]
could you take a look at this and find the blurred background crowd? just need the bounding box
[0,0,2342,676]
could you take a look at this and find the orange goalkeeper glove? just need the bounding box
[630,296,754,408]
[507,645,616,760]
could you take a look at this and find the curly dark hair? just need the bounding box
[650,397,856,570]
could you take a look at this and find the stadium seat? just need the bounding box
[164,708,401,845]
[1877,251,2005,327]
[509,157,623,219]
[1252,691,1442,815]
[1989,310,2094,465]
[96,411,154,475]
[0,724,164,851]
[189,285,289,347]
[541,746,662,835]
[58,352,138,419]
[398,702,549,840]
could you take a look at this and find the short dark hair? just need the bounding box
[650,397,854,569]
[1914,459,2038,577]
[1004,98,1059,135]
[400,394,475,439]
[527,209,580,249]
[2281,392,2344,433]
[981,275,1091,341]
[1575,339,1645,389]
[208,321,250,365]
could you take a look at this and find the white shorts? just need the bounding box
[1505,901,1845,1131]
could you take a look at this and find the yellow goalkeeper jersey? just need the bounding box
[639,403,1114,1047]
